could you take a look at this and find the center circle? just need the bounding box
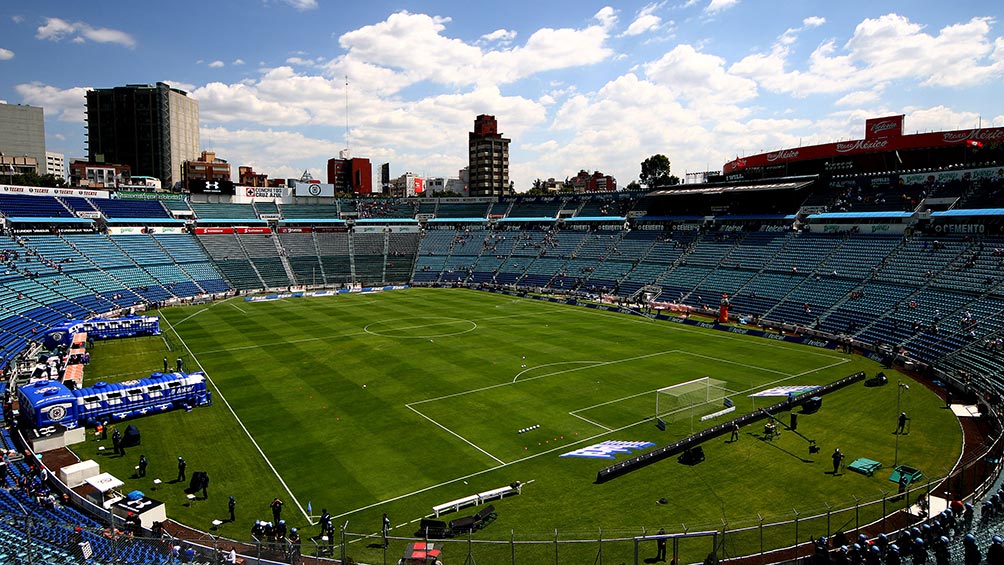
[364,317,478,338]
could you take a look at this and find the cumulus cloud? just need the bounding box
[594,7,618,30]
[705,0,739,15]
[208,60,225,68]
[645,44,758,104]
[623,2,664,37]
[0,48,13,60]
[233,59,246,65]
[732,13,1004,96]
[481,29,517,44]
[14,82,90,122]
[36,17,136,48]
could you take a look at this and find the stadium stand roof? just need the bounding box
[806,211,915,220]
[498,217,562,222]
[278,218,347,224]
[105,217,186,224]
[649,179,814,197]
[195,218,268,224]
[564,216,627,222]
[355,218,418,224]
[715,214,796,221]
[930,208,1004,217]
[427,217,489,223]
[5,217,93,224]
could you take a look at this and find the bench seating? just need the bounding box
[433,482,522,516]
[477,483,521,503]
[432,494,479,517]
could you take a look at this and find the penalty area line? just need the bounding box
[405,405,505,465]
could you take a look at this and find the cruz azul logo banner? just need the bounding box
[560,440,655,459]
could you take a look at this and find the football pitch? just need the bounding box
[73,288,961,562]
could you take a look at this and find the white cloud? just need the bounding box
[732,13,1004,97]
[645,44,758,104]
[705,0,739,15]
[834,87,883,107]
[803,16,826,28]
[281,0,318,11]
[233,59,246,66]
[36,17,136,48]
[334,11,613,89]
[594,7,618,30]
[191,80,314,126]
[161,80,196,92]
[481,29,517,44]
[623,2,663,36]
[208,60,225,68]
[14,82,90,122]
[0,48,13,60]
[11,15,24,24]
[624,15,660,36]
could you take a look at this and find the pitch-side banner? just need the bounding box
[293,181,335,197]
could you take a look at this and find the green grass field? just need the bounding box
[70,288,962,563]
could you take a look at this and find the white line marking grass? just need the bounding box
[158,314,313,523]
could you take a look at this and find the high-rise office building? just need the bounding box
[0,102,46,175]
[85,82,200,189]
[468,114,510,197]
[327,157,373,195]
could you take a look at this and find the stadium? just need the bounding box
[2,115,1004,565]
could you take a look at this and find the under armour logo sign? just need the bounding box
[205,182,219,190]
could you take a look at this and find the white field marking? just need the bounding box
[407,349,681,407]
[194,308,573,356]
[676,351,792,377]
[158,314,312,523]
[167,294,240,327]
[569,387,661,414]
[333,352,854,522]
[230,304,247,314]
[363,317,478,339]
[512,361,601,383]
[405,405,505,465]
[567,413,613,432]
[160,332,173,352]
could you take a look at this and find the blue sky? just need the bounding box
[1,0,1002,190]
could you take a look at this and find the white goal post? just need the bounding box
[655,376,733,433]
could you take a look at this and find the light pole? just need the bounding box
[894,380,909,466]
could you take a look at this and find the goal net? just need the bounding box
[655,377,733,432]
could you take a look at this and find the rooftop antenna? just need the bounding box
[341,75,351,160]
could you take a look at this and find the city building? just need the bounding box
[425,177,467,196]
[239,166,269,187]
[0,102,46,175]
[69,159,131,188]
[45,152,66,180]
[85,82,200,189]
[468,115,510,197]
[570,170,617,193]
[389,173,424,198]
[183,151,231,191]
[327,157,373,194]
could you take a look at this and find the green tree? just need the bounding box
[625,180,642,191]
[639,154,680,188]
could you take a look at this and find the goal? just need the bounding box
[655,377,732,433]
